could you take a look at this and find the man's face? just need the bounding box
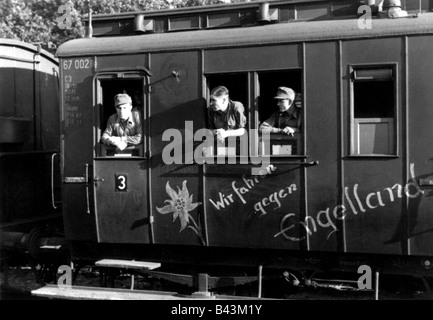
[116,103,132,120]
[210,95,228,112]
[277,99,292,112]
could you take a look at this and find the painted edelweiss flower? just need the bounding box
[156,180,202,232]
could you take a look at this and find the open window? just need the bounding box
[350,65,397,156]
[256,69,303,156]
[203,70,304,160]
[205,73,249,158]
[95,72,146,158]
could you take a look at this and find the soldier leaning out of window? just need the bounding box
[101,93,142,151]
[259,87,301,137]
[207,86,247,143]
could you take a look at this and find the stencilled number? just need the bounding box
[63,60,72,70]
[62,59,91,70]
[115,174,128,192]
[118,176,126,189]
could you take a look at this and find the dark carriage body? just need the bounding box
[56,0,433,276]
[0,39,61,233]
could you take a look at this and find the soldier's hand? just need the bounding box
[117,141,128,151]
[215,129,226,143]
[109,136,121,145]
[282,126,295,137]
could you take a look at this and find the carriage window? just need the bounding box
[95,75,146,158]
[205,73,249,158]
[204,71,303,159]
[256,70,303,156]
[351,66,396,155]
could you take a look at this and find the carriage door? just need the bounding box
[93,71,150,243]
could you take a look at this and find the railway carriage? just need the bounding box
[0,39,61,233]
[0,39,65,271]
[55,0,433,283]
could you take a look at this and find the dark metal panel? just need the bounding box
[39,69,60,151]
[407,35,433,256]
[0,42,59,151]
[0,118,32,144]
[342,38,402,65]
[151,165,204,246]
[304,42,340,252]
[14,67,34,128]
[96,54,147,72]
[61,64,94,176]
[61,57,96,241]
[0,152,58,223]
[342,38,405,255]
[149,51,204,245]
[94,160,150,244]
[63,184,97,241]
[149,51,202,156]
[0,68,15,116]
[0,44,41,127]
[204,45,301,73]
[343,160,405,255]
[204,164,302,250]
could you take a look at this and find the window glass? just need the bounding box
[351,66,396,155]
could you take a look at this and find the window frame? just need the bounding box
[254,69,305,158]
[94,70,148,159]
[349,63,399,157]
[203,68,305,162]
[203,71,251,162]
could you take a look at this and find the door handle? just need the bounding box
[93,177,105,187]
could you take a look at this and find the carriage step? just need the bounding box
[31,284,264,300]
[95,259,161,270]
[95,259,161,290]
[31,284,194,300]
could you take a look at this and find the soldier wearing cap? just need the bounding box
[101,93,143,151]
[259,87,301,136]
[381,0,409,18]
[208,86,247,143]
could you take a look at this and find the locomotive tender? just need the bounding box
[56,0,433,280]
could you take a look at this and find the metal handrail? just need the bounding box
[51,153,59,210]
[85,163,91,214]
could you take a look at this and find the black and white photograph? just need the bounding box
[1,0,433,308]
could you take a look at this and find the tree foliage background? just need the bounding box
[0,0,250,54]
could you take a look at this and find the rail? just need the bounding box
[283,160,319,166]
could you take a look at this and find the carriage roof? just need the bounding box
[57,11,433,58]
[1,38,58,64]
